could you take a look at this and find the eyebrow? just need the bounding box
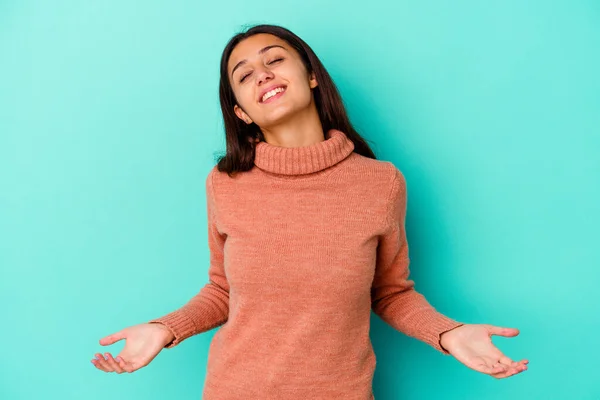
[230,44,287,79]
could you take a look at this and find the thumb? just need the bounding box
[488,325,520,337]
[99,330,126,346]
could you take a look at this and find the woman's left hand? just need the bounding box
[439,324,529,379]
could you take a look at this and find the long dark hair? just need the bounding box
[216,24,377,177]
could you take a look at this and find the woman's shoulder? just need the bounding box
[346,152,404,184]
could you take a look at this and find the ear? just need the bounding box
[309,71,318,89]
[234,104,253,124]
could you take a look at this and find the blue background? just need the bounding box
[1,1,599,399]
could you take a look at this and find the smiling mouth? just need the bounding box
[260,86,287,104]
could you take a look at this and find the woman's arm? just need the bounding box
[147,167,230,348]
[371,166,463,355]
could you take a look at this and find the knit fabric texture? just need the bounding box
[148,128,464,399]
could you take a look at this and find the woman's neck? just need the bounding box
[258,103,324,148]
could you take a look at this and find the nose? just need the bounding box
[256,67,274,85]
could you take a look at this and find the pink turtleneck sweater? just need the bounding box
[148,129,463,399]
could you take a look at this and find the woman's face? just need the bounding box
[228,33,318,129]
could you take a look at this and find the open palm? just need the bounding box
[440,324,529,379]
[91,323,174,373]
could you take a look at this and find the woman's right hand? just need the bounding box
[91,322,175,373]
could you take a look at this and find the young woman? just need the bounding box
[91,24,528,399]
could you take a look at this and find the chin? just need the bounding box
[258,105,299,126]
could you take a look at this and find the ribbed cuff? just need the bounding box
[386,300,464,355]
[147,310,197,349]
[409,309,464,355]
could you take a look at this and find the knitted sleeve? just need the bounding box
[371,166,464,355]
[147,167,229,348]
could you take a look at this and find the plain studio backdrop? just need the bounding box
[1,1,599,399]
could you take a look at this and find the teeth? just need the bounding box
[262,87,285,102]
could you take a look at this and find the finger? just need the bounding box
[94,353,111,372]
[98,353,114,372]
[488,325,519,337]
[116,356,134,373]
[496,356,521,372]
[104,353,124,374]
[468,357,507,375]
[91,358,107,372]
[498,361,519,375]
[491,364,527,379]
[490,359,528,379]
[99,331,125,346]
[483,363,508,375]
[490,368,517,379]
[499,355,516,366]
[489,358,521,377]
[516,359,529,370]
[501,356,528,370]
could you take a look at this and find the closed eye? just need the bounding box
[240,58,284,83]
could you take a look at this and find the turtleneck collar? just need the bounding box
[253,128,355,176]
